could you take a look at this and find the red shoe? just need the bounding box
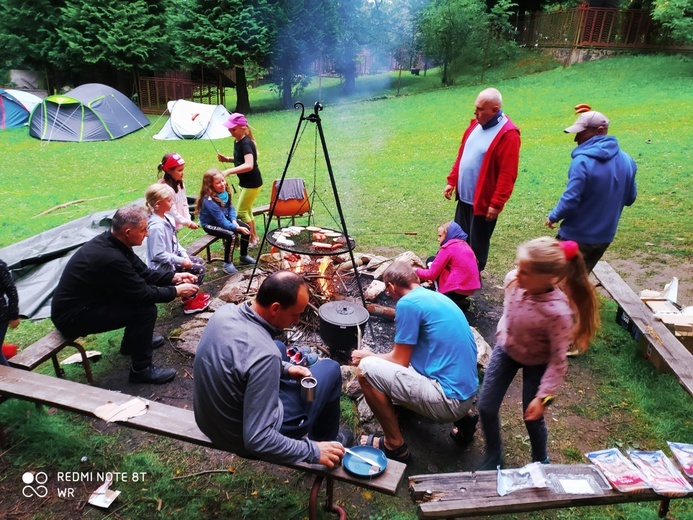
[183,292,210,314]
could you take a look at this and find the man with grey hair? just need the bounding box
[444,87,521,272]
[546,110,637,273]
[52,204,199,384]
[351,261,478,463]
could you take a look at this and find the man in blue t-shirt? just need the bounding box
[351,262,479,463]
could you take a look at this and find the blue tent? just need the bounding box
[0,89,41,129]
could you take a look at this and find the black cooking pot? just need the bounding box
[318,301,370,357]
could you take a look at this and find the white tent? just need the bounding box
[153,99,232,140]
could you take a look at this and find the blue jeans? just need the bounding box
[274,341,342,442]
[477,345,548,462]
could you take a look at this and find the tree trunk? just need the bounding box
[234,64,251,113]
[343,59,357,95]
[282,75,293,109]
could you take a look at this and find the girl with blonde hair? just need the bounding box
[217,113,263,248]
[145,183,209,314]
[477,236,598,470]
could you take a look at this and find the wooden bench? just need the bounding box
[8,329,93,384]
[0,365,406,519]
[409,465,692,518]
[185,234,222,262]
[592,261,693,397]
[184,205,269,262]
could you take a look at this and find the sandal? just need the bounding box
[359,434,411,463]
[287,346,318,367]
[450,412,479,447]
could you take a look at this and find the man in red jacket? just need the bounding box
[443,88,521,271]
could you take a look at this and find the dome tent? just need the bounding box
[153,99,232,140]
[0,89,41,129]
[29,83,149,142]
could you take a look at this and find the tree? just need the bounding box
[168,0,275,113]
[269,0,339,109]
[652,0,693,44]
[418,0,488,85]
[56,0,170,93]
[0,0,66,92]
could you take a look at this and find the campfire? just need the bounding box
[233,249,429,362]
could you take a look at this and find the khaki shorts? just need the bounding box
[358,357,473,423]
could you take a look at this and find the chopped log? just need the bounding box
[364,280,386,300]
[366,303,396,321]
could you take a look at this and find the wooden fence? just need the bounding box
[137,77,225,114]
[517,7,692,51]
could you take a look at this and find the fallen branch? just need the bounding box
[33,199,87,217]
[172,469,235,480]
[32,193,127,218]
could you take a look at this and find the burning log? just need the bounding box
[366,303,396,321]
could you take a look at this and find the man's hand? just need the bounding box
[545,218,556,229]
[351,349,373,366]
[443,184,455,200]
[175,283,198,299]
[316,441,345,468]
[286,364,311,381]
[182,258,193,269]
[486,206,500,221]
[173,272,197,284]
[524,397,546,421]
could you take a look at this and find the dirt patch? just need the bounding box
[1,253,690,518]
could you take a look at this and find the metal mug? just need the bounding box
[301,377,317,402]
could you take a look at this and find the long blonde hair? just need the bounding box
[516,236,599,351]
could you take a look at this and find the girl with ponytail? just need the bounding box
[476,236,599,470]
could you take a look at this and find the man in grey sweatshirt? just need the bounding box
[193,271,345,466]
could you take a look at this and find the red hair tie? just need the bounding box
[560,240,579,260]
[162,153,185,171]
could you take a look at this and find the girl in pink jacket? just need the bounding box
[416,222,481,310]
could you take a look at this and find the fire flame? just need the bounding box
[317,256,331,295]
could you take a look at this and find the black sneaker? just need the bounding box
[129,365,176,384]
[120,334,165,355]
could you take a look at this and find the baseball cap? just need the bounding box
[223,113,248,129]
[564,111,610,133]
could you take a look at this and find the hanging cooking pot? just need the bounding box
[318,301,370,358]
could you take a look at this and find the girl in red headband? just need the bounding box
[217,113,263,248]
[158,152,199,231]
[475,236,598,470]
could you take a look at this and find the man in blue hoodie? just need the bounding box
[546,111,637,273]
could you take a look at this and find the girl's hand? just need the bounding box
[287,365,311,381]
[9,318,20,329]
[187,221,199,230]
[217,153,232,163]
[351,349,372,366]
[182,258,193,269]
[237,227,251,236]
[524,397,545,421]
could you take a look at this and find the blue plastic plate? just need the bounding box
[343,446,388,478]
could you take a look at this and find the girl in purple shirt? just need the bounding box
[477,237,598,470]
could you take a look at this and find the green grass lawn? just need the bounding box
[1,53,692,519]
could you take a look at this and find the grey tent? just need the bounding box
[29,83,149,142]
[0,205,147,320]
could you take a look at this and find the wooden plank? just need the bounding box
[8,329,72,369]
[0,365,405,496]
[592,261,693,397]
[185,234,220,258]
[409,465,689,519]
